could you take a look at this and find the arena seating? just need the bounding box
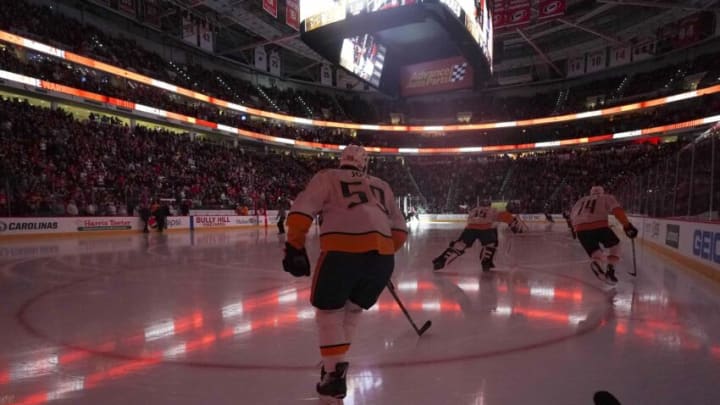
[1,0,719,148]
[0,97,695,217]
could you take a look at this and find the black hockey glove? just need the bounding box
[624,223,638,239]
[283,242,310,277]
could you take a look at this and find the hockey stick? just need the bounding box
[386,280,432,336]
[628,238,637,277]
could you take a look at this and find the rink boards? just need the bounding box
[1,213,718,279]
[625,215,720,282]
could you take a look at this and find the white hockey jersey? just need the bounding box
[570,193,628,231]
[287,168,408,254]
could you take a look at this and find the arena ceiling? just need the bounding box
[129,1,720,84]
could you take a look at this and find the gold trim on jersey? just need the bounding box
[574,220,610,231]
[319,232,396,254]
[320,343,351,356]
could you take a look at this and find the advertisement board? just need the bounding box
[400,56,474,96]
[0,217,142,236]
[191,215,261,230]
[628,216,720,275]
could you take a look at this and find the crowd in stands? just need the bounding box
[1,0,719,149]
[2,97,710,219]
[2,37,716,150]
[0,97,415,217]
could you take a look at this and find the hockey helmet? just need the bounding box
[590,186,605,195]
[339,145,368,171]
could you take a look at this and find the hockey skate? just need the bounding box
[590,261,606,281]
[317,362,348,401]
[432,242,465,271]
[481,260,495,272]
[432,254,447,271]
[605,264,618,284]
[480,244,497,272]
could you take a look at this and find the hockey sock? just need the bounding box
[316,308,349,371]
[343,301,362,342]
[607,244,620,265]
[591,249,606,264]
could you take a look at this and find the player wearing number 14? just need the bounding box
[570,186,638,284]
[282,145,408,401]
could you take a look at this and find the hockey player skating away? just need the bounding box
[432,202,524,272]
[281,145,408,402]
[570,186,638,284]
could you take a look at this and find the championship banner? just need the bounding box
[567,55,586,78]
[255,46,267,71]
[182,16,197,47]
[586,49,606,73]
[609,45,630,67]
[400,56,474,97]
[286,0,300,31]
[657,12,715,52]
[320,64,332,86]
[631,38,656,62]
[263,0,278,18]
[538,0,565,20]
[269,51,281,76]
[117,0,136,16]
[199,23,213,52]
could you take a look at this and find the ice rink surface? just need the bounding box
[1,221,719,405]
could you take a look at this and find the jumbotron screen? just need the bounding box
[339,34,387,87]
[301,1,493,68]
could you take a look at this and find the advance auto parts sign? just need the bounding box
[0,220,58,233]
[400,56,474,97]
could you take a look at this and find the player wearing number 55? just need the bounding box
[282,145,408,402]
[570,186,638,285]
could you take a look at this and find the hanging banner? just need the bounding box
[269,51,281,76]
[493,0,507,29]
[538,0,566,20]
[263,0,278,18]
[631,38,656,62]
[656,11,715,52]
[609,45,630,67]
[505,0,531,28]
[117,0,136,17]
[255,46,267,71]
[337,69,356,89]
[199,22,213,52]
[567,55,586,78]
[286,0,300,31]
[320,64,332,86]
[586,49,606,73]
[182,16,198,47]
[400,56,474,97]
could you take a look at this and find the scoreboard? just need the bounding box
[300,0,494,94]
